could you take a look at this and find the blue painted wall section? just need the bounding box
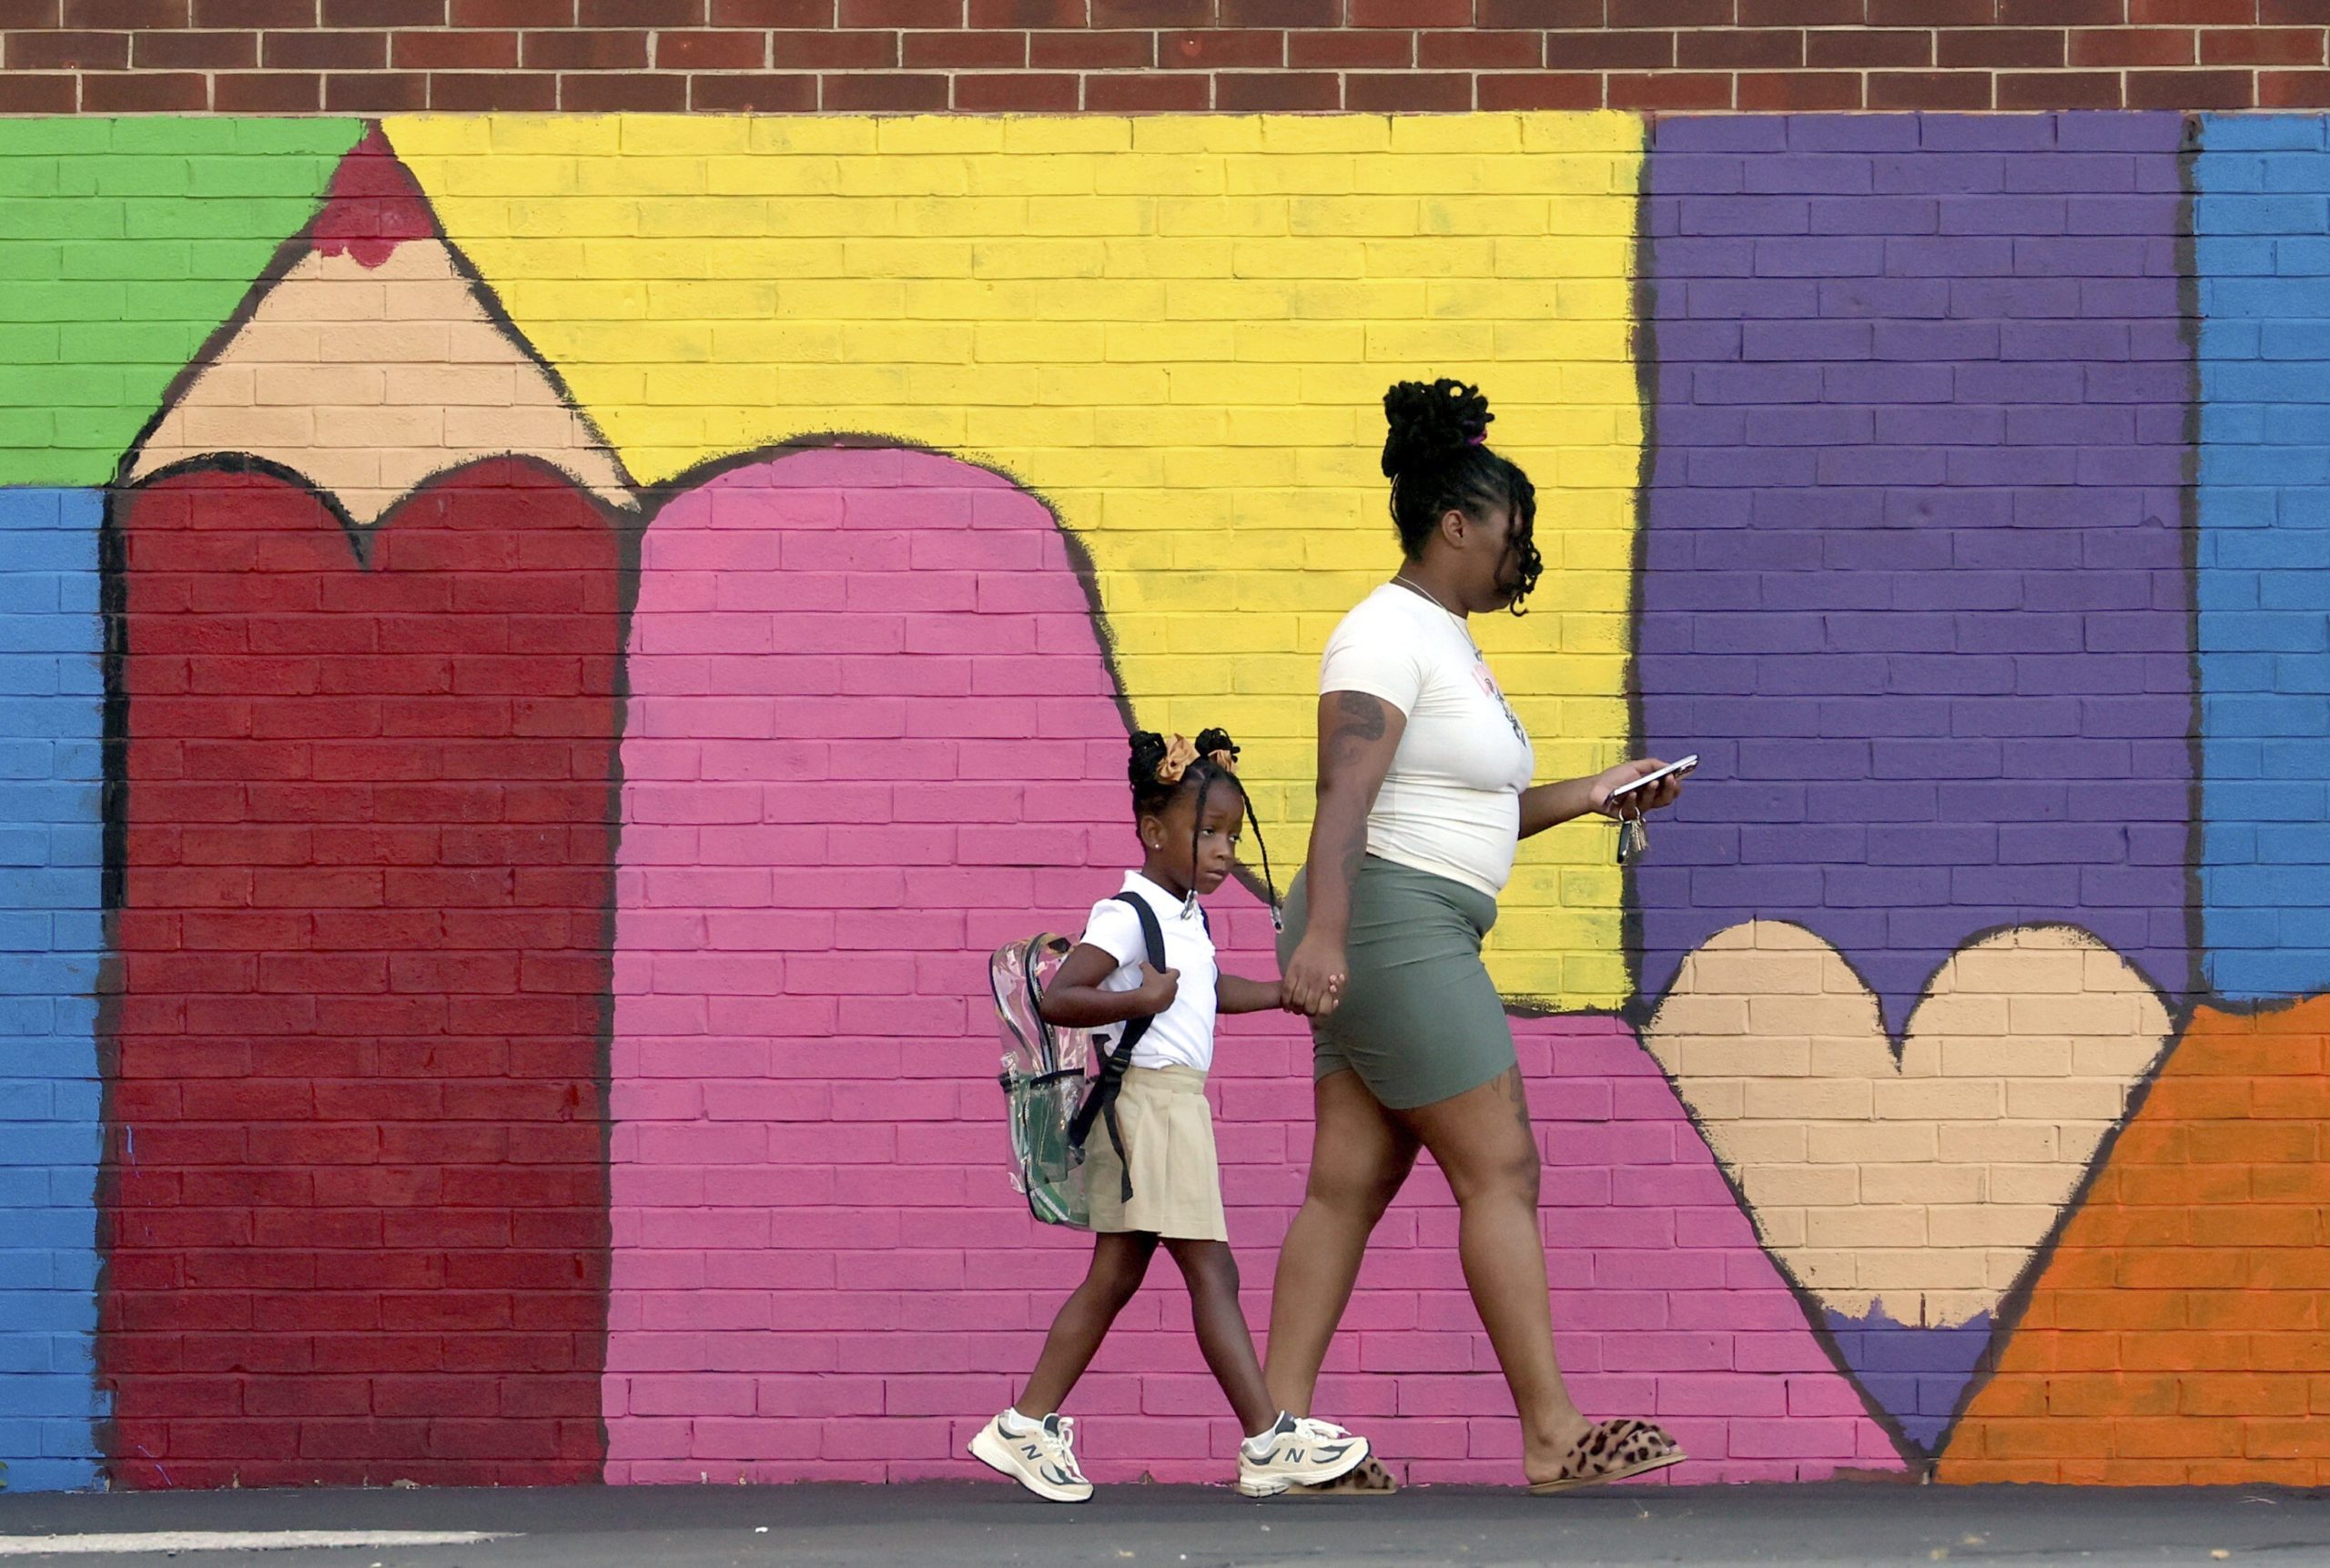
[2195,115,2330,1004]
[0,487,106,1492]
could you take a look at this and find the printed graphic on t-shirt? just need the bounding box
[1474,661,1527,747]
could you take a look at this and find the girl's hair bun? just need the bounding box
[1194,726,1237,761]
[1382,379,1493,480]
[1127,730,1170,792]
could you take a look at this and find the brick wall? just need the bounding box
[1637,111,2196,1027]
[2193,113,2330,1002]
[5,5,2330,116]
[0,487,105,1492]
[1943,997,2330,1484]
[2,108,2329,1492]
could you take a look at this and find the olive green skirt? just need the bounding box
[1276,855,1516,1112]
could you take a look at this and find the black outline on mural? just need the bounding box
[1618,107,1661,1016]
[2175,112,2212,1010]
[70,106,2315,1493]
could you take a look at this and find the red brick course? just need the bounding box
[5,5,2328,109]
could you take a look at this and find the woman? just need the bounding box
[1271,379,1688,1494]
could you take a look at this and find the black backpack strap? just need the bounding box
[1067,891,1169,1204]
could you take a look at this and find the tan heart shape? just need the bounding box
[1643,920,2171,1330]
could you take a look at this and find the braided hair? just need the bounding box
[1127,726,1281,928]
[1381,378,1543,613]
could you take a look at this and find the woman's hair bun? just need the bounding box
[1382,378,1493,480]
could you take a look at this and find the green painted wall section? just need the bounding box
[0,117,363,488]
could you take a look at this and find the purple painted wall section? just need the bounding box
[1636,113,2198,1037]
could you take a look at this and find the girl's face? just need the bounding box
[1140,783,1245,897]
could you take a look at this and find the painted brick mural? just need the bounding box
[2194,113,2330,1005]
[0,487,105,1492]
[0,108,2325,1492]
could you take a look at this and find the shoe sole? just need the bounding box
[1237,1438,1372,1498]
[1526,1449,1688,1495]
[968,1425,1093,1504]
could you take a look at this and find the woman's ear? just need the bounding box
[1440,506,1469,547]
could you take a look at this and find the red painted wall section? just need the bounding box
[104,461,621,1488]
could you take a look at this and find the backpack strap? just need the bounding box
[1066,891,1170,1203]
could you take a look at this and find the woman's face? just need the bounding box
[1446,502,1528,612]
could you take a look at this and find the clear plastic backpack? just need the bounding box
[989,894,1169,1229]
[990,931,1099,1229]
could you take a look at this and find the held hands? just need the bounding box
[1281,934,1349,1019]
[1130,961,1180,1017]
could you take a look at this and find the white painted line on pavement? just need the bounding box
[0,1531,515,1556]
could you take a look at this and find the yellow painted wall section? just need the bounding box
[388,112,1645,1007]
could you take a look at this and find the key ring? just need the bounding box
[1615,802,1648,865]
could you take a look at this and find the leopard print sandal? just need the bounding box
[1526,1418,1687,1495]
[1280,1456,1400,1498]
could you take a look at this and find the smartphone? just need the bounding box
[1606,754,1697,804]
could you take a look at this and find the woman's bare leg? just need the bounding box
[1401,1065,1590,1484]
[1262,1068,1420,1418]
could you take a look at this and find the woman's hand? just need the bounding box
[1521,758,1689,839]
[1587,757,1687,819]
[1282,934,1349,1017]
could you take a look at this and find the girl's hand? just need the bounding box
[1131,962,1180,1017]
[1282,935,1348,1017]
[1588,758,1686,819]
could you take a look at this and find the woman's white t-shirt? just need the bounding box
[1078,871,1221,1073]
[1317,582,1536,898]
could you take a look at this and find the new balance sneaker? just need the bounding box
[1236,1412,1371,1497]
[969,1408,1093,1503]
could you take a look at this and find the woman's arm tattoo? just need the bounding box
[1326,690,1387,763]
[1321,693,1388,882]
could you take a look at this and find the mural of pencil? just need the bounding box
[101,128,633,1487]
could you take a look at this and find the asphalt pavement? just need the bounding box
[0,1479,2325,1566]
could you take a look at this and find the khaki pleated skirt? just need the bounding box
[1082,1065,1227,1242]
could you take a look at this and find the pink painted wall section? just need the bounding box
[602,445,1900,1484]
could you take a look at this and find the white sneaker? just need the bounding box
[1237,1412,1371,1497]
[969,1408,1093,1502]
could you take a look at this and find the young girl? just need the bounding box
[970,728,1375,1502]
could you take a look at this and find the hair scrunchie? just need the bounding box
[1153,733,1200,784]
